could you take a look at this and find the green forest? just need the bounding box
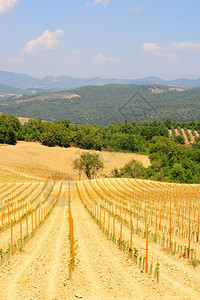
[1,84,200,124]
[1,113,200,184]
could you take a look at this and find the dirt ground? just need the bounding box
[0,182,157,300]
[0,143,199,299]
[0,181,199,299]
[0,141,150,181]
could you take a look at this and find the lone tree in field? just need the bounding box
[73,152,104,180]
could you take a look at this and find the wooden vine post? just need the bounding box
[120,217,122,250]
[188,208,191,259]
[155,212,157,242]
[113,214,115,238]
[70,216,74,270]
[31,212,34,236]
[20,217,22,244]
[14,204,16,222]
[130,220,133,259]
[108,212,110,237]
[35,209,37,228]
[159,210,162,230]
[99,208,101,229]
[69,210,74,280]
[145,204,147,238]
[182,213,184,239]
[26,215,28,235]
[38,208,40,224]
[2,207,3,232]
[8,202,10,225]
[11,219,13,256]
[18,204,20,220]
[68,182,75,279]
[145,224,149,273]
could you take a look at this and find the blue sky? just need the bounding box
[0,0,200,79]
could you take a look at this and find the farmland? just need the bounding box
[0,142,200,299]
[169,128,200,145]
[0,141,150,181]
[0,177,200,299]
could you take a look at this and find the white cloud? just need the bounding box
[141,43,162,56]
[70,50,80,55]
[0,0,19,15]
[9,57,23,63]
[86,0,110,7]
[141,41,200,58]
[24,29,64,54]
[171,42,200,53]
[64,58,79,65]
[167,53,179,61]
[126,7,141,13]
[93,54,116,63]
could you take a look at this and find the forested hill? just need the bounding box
[0,83,29,99]
[0,84,200,125]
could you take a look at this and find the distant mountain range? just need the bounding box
[1,70,200,91]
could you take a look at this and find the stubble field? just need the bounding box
[0,141,150,181]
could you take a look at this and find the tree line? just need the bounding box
[0,114,21,145]
[1,113,200,183]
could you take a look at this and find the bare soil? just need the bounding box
[0,143,199,299]
[0,181,199,299]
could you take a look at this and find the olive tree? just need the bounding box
[73,152,104,180]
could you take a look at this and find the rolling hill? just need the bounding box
[0,83,29,100]
[0,83,200,124]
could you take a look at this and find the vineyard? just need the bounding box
[0,178,200,299]
[169,128,200,144]
[77,179,200,272]
[0,181,62,263]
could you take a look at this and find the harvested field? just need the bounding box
[0,141,150,181]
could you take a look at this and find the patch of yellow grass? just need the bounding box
[0,168,41,183]
[0,141,150,181]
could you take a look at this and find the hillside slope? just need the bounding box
[0,141,150,181]
[1,84,200,124]
[0,83,29,100]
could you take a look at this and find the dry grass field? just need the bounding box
[0,141,150,181]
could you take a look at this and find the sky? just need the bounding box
[0,0,200,79]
